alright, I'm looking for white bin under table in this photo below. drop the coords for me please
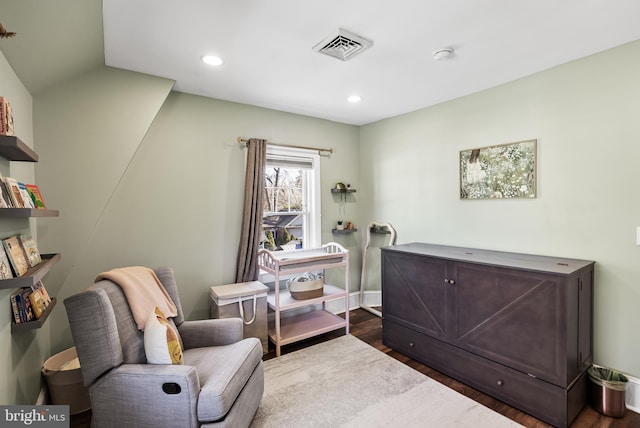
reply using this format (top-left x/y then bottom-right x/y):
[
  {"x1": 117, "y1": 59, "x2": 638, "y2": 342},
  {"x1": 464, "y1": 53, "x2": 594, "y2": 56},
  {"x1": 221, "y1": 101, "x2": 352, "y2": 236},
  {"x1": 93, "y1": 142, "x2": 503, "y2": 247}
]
[{"x1": 210, "y1": 281, "x2": 269, "y2": 353}]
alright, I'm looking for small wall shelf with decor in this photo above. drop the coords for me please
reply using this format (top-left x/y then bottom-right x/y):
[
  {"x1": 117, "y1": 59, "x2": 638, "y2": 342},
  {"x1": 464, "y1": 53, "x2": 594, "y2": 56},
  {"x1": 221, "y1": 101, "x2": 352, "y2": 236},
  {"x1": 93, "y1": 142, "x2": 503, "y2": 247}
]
[
  {"x1": 330, "y1": 188, "x2": 356, "y2": 194},
  {"x1": 331, "y1": 228, "x2": 357, "y2": 234}
]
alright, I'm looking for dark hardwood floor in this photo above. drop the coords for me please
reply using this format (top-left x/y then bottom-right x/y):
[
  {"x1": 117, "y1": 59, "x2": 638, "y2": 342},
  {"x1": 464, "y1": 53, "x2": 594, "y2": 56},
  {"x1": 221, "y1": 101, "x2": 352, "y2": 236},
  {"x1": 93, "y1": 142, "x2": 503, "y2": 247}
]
[{"x1": 72, "y1": 308, "x2": 640, "y2": 427}]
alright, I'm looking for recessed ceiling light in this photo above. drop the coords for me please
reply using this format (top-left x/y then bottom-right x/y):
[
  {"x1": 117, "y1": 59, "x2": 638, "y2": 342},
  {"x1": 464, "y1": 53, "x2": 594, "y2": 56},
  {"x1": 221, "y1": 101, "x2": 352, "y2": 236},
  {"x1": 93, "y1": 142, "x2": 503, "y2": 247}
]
[
  {"x1": 202, "y1": 55, "x2": 224, "y2": 66},
  {"x1": 433, "y1": 47, "x2": 454, "y2": 61},
  {"x1": 347, "y1": 95, "x2": 362, "y2": 103}
]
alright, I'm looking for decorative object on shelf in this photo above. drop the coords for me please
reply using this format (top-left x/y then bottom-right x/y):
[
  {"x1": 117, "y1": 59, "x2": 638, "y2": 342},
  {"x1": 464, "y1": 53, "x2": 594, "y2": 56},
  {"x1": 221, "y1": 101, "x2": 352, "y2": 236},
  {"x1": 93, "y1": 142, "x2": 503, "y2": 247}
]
[
  {"x1": 286, "y1": 272, "x2": 324, "y2": 300},
  {"x1": 345, "y1": 221, "x2": 355, "y2": 230},
  {"x1": 460, "y1": 139, "x2": 536, "y2": 199},
  {"x1": 0, "y1": 96, "x2": 15, "y2": 135},
  {"x1": 0, "y1": 22, "x2": 16, "y2": 39},
  {"x1": 336, "y1": 220, "x2": 344, "y2": 230}
]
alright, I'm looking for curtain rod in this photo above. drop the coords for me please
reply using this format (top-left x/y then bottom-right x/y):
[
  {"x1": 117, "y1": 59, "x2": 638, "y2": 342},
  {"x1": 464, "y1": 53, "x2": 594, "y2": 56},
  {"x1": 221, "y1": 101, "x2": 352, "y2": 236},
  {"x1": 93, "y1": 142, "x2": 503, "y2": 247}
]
[{"x1": 237, "y1": 137, "x2": 333, "y2": 155}]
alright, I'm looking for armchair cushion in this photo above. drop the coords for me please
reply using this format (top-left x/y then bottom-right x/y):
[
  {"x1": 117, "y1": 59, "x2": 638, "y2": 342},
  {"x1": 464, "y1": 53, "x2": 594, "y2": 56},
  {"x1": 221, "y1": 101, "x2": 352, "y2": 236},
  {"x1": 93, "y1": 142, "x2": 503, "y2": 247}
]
[
  {"x1": 144, "y1": 307, "x2": 184, "y2": 364},
  {"x1": 184, "y1": 337, "x2": 262, "y2": 422},
  {"x1": 178, "y1": 318, "x2": 243, "y2": 349}
]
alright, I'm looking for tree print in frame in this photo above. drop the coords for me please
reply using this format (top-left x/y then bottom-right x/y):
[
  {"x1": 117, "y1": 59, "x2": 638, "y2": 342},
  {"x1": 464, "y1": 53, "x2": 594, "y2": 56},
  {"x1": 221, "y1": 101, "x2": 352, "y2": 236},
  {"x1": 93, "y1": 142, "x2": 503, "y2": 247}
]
[{"x1": 460, "y1": 139, "x2": 536, "y2": 199}]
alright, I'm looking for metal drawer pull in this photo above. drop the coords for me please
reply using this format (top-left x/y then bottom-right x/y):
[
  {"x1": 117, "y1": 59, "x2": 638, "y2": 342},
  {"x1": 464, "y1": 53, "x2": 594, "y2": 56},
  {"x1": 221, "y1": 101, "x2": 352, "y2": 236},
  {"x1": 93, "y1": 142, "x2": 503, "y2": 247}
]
[
  {"x1": 497, "y1": 380, "x2": 504, "y2": 387},
  {"x1": 443, "y1": 279, "x2": 456, "y2": 284},
  {"x1": 409, "y1": 342, "x2": 415, "y2": 347}
]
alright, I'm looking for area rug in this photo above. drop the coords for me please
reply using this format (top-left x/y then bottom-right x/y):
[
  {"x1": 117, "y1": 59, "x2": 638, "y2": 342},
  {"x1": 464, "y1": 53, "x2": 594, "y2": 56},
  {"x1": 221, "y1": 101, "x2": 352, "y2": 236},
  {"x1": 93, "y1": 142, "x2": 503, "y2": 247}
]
[{"x1": 250, "y1": 335, "x2": 523, "y2": 427}]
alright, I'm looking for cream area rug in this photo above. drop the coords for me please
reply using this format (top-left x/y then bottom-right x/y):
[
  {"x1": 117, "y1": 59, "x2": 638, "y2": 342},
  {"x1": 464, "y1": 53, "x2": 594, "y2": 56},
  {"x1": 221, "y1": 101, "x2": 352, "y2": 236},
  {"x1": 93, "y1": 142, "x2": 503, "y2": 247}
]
[{"x1": 250, "y1": 335, "x2": 523, "y2": 428}]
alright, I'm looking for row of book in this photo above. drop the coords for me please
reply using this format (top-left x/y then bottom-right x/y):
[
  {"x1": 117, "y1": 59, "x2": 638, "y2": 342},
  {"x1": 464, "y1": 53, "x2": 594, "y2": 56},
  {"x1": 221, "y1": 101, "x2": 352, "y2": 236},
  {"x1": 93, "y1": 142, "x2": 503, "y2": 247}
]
[
  {"x1": 0, "y1": 96, "x2": 15, "y2": 136},
  {"x1": 10, "y1": 281, "x2": 52, "y2": 324},
  {"x1": 0, "y1": 176, "x2": 46, "y2": 209},
  {"x1": 0, "y1": 234, "x2": 42, "y2": 279}
]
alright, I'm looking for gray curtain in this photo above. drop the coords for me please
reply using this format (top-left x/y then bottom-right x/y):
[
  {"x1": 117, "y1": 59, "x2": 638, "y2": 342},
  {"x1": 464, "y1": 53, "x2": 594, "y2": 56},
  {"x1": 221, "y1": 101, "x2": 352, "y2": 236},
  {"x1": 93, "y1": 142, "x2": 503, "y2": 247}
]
[{"x1": 236, "y1": 138, "x2": 267, "y2": 282}]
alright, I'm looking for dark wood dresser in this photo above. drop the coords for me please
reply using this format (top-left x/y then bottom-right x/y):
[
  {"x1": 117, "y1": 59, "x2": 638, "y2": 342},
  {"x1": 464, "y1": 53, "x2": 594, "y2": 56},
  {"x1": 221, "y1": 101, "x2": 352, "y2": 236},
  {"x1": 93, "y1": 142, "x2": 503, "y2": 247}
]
[{"x1": 381, "y1": 243, "x2": 594, "y2": 428}]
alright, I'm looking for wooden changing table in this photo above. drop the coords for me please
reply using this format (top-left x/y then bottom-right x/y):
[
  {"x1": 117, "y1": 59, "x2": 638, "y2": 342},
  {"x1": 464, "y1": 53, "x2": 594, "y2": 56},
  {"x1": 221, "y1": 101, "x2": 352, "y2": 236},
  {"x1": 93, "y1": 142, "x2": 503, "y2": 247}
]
[{"x1": 258, "y1": 242, "x2": 350, "y2": 356}]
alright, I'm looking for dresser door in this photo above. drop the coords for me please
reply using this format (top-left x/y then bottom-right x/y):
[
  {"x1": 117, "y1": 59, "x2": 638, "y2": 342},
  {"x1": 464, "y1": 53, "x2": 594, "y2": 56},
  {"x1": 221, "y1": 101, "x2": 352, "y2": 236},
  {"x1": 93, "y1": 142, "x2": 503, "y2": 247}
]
[
  {"x1": 449, "y1": 261, "x2": 567, "y2": 387},
  {"x1": 382, "y1": 251, "x2": 450, "y2": 340}
]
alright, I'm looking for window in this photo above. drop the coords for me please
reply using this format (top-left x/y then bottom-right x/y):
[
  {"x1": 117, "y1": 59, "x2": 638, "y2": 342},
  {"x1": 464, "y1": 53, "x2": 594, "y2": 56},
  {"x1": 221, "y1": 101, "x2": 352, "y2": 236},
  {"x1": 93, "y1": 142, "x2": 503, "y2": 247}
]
[{"x1": 262, "y1": 146, "x2": 320, "y2": 251}]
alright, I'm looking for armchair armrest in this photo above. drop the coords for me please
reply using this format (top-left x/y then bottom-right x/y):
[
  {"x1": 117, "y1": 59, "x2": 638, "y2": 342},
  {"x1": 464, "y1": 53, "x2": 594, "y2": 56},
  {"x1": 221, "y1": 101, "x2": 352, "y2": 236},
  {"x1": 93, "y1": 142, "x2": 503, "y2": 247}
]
[
  {"x1": 178, "y1": 318, "x2": 243, "y2": 349},
  {"x1": 91, "y1": 364, "x2": 201, "y2": 428}
]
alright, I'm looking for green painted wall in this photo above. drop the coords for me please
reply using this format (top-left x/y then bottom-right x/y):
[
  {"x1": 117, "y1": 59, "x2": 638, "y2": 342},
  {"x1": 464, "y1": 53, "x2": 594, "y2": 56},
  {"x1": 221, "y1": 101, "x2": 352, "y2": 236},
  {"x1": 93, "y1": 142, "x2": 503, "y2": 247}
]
[
  {"x1": 359, "y1": 40, "x2": 640, "y2": 377},
  {"x1": 33, "y1": 70, "x2": 360, "y2": 355}
]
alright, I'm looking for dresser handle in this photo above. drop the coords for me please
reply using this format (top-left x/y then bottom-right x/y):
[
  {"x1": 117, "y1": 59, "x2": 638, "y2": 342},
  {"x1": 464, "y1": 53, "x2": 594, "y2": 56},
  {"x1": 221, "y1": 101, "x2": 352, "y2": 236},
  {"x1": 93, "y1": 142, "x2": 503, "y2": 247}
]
[
  {"x1": 497, "y1": 380, "x2": 504, "y2": 387},
  {"x1": 444, "y1": 278, "x2": 449, "y2": 284},
  {"x1": 449, "y1": 279, "x2": 455, "y2": 285},
  {"x1": 409, "y1": 342, "x2": 415, "y2": 347}
]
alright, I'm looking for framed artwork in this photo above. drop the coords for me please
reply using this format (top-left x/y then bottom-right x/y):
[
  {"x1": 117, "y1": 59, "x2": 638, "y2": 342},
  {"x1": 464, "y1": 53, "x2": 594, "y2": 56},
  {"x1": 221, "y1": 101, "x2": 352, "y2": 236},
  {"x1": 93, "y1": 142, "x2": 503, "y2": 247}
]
[{"x1": 460, "y1": 139, "x2": 536, "y2": 199}]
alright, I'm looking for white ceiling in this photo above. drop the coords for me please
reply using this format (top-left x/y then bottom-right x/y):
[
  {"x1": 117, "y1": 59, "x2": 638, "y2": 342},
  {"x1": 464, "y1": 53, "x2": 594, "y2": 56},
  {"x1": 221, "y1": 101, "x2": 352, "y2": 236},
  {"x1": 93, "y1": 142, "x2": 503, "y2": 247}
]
[{"x1": 3, "y1": 1, "x2": 640, "y2": 126}]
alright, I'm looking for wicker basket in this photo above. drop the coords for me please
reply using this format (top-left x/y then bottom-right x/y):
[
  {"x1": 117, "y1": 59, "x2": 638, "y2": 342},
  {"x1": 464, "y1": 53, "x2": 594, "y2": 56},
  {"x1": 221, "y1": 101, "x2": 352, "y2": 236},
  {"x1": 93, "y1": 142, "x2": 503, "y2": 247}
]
[{"x1": 287, "y1": 274, "x2": 323, "y2": 300}]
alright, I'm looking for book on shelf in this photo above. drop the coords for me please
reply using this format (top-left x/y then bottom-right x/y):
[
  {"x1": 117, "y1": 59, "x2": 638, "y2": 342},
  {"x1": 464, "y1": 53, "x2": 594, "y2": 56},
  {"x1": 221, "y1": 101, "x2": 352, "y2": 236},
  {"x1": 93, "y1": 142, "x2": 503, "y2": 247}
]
[
  {"x1": 0, "y1": 245, "x2": 14, "y2": 279},
  {"x1": 10, "y1": 289, "x2": 22, "y2": 323},
  {"x1": 25, "y1": 184, "x2": 46, "y2": 209},
  {"x1": 3, "y1": 235, "x2": 29, "y2": 276},
  {"x1": 18, "y1": 182, "x2": 35, "y2": 208},
  {"x1": 32, "y1": 281, "x2": 51, "y2": 306},
  {"x1": 3, "y1": 177, "x2": 25, "y2": 208},
  {"x1": 29, "y1": 288, "x2": 47, "y2": 319},
  {"x1": 19, "y1": 234, "x2": 42, "y2": 267},
  {"x1": 9, "y1": 283, "x2": 52, "y2": 323},
  {"x1": 21, "y1": 287, "x2": 36, "y2": 322},
  {"x1": 0, "y1": 96, "x2": 14, "y2": 137},
  {"x1": 0, "y1": 177, "x2": 13, "y2": 208}
]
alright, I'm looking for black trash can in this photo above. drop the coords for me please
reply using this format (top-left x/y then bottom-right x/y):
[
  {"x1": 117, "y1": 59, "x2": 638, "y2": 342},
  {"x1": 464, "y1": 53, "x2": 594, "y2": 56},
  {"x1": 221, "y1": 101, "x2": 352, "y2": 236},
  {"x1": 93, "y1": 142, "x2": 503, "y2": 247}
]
[{"x1": 588, "y1": 365, "x2": 628, "y2": 418}]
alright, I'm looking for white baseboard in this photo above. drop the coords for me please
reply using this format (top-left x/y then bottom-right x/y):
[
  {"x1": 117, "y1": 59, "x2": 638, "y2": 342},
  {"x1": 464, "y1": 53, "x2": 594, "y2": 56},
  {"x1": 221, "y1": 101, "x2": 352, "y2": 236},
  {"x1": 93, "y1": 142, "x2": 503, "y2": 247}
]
[
  {"x1": 35, "y1": 385, "x2": 46, "y2": 405},
  {"x1": 626, "y1": 374, "x2": 640, "y2": 414}
]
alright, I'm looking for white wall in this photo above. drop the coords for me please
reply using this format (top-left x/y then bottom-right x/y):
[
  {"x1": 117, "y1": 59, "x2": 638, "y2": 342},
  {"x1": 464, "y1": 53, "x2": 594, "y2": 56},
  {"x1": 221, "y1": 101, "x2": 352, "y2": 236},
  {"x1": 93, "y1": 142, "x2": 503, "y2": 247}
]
[{"x1": 359, "y1": 40, "x2": 640, "y2": 377}]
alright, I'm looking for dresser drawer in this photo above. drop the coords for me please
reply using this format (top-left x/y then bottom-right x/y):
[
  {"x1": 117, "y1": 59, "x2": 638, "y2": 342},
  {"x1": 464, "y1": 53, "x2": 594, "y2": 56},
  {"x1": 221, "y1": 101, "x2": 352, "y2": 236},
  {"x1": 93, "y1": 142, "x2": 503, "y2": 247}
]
[{"x1": 383, "y1": 320, "x2": 579, "y2": 427}]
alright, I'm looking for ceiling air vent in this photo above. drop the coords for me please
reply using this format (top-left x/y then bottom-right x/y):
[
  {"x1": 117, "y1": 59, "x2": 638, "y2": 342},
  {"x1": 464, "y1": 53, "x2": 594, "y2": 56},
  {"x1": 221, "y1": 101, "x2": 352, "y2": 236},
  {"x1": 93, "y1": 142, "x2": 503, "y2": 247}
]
[{"x1": 313, "y1": 28, "x2": 373, "y2": 61}]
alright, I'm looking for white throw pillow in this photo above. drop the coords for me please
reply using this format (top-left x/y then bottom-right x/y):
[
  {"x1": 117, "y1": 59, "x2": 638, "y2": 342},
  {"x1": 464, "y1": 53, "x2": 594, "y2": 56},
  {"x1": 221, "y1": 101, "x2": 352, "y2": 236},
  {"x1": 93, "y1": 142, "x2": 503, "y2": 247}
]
[{"x1": 143, "y1": 307, "x2": 184, "y2": 364}]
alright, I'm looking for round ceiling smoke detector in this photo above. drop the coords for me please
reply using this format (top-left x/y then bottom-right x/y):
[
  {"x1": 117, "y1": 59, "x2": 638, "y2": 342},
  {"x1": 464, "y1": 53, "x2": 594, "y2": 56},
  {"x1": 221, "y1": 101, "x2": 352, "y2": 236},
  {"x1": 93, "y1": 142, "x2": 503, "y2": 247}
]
[{"x1": 433, "y1": 47, "x2": 454, "y2": 61}]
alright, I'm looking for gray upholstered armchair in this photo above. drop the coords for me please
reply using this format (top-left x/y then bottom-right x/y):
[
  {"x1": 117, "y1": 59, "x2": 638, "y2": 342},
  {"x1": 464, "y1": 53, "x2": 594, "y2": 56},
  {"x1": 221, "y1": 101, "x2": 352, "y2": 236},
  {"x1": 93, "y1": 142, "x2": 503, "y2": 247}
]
[{"x1": 64, "y1": 267, "x2": 264, "y2": 428}]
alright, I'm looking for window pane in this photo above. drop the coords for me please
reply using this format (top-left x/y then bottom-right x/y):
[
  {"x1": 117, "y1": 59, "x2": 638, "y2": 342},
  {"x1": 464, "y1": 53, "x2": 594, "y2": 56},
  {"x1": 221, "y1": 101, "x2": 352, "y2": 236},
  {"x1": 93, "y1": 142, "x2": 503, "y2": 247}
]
[
  {"x1": 263, "y1": 166, "x2": 305, "y2": 250},
  {"x1": 260, "y1": 146, "x2": 320, "y2": 254}
]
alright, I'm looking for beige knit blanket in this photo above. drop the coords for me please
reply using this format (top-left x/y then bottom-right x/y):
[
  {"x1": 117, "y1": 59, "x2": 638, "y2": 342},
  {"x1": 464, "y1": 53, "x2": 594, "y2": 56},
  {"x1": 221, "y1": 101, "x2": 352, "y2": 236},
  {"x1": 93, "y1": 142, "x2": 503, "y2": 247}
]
[{"x1": 95, "y1": 266, "x2": 178, "y2": 330}]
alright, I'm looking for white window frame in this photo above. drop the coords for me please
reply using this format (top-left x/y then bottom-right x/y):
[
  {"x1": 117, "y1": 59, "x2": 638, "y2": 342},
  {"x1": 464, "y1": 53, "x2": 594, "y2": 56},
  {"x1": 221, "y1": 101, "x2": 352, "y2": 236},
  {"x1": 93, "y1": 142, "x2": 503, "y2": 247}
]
[
  {"x1": 264, "y1": 145, "x2": 321, "y2": 250},
  {"x1": 260, "y1": 146, "x2": 321, "y2": 283}
]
